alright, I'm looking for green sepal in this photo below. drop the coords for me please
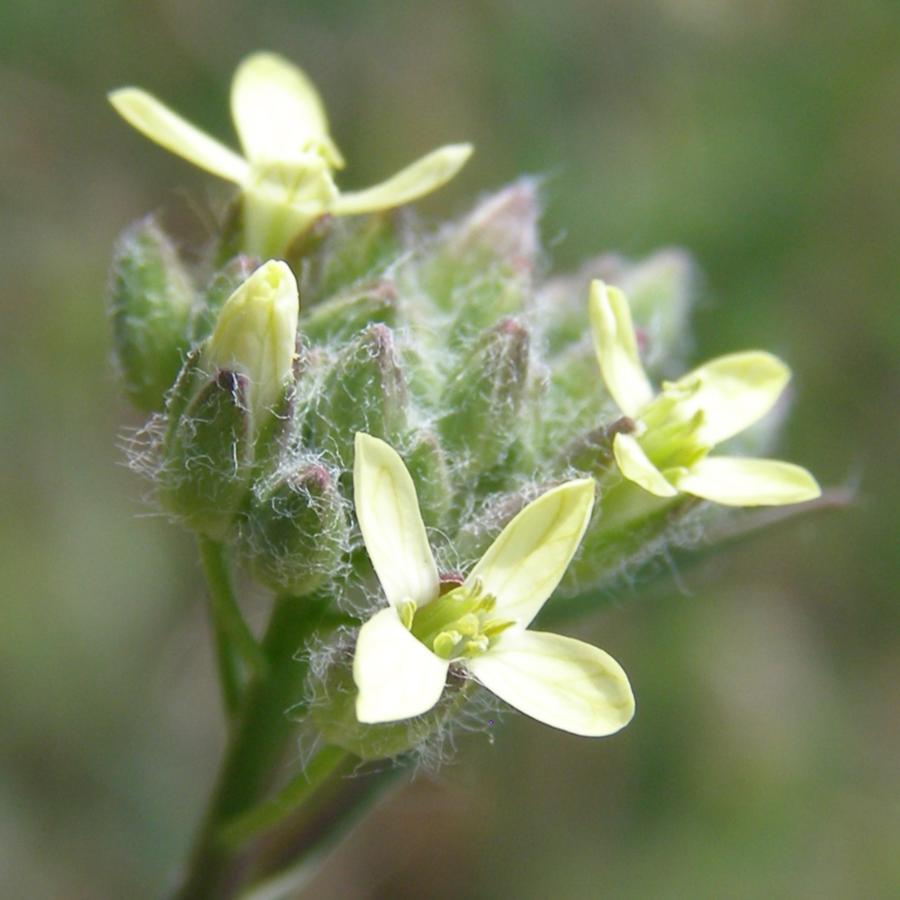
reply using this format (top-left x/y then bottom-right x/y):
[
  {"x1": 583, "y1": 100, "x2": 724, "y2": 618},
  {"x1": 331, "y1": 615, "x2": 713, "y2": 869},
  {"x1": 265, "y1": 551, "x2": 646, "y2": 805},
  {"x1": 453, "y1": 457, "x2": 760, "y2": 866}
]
[
  {"x1": 109, "y1": 216, "x2": 194, "y2": 412},
  {"x1": 438, "y1": 318, "x2": 529, "y2": 477},
  {"x1": 159, "y1": 369, "x2": 253, "y2": 539},
  {"x1": 163, "y1": 345, "x2": 206, "y2": 434},
  {"x1": 240, "y1": 462, "x2": 348, "y2": 596},
  {"x1": 310, "y1": 648, "x2": 469, "y2": 761},
  {"x1": 560, "y1": 416, "x2": 638, "y2": 475},
  {"x1": 305, "y1": 324, "x2": 408, "y2": 468}
]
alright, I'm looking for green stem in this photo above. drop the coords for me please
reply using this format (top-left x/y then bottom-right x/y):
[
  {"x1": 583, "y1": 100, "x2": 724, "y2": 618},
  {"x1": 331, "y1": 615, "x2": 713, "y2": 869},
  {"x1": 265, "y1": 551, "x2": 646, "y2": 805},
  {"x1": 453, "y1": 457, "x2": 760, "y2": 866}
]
[
  {"x1": 219, "y1": 745, "x2": 349, "y2": 848},
  {"x1": 198, "y1": 536, "x2": 268, "y2": 687},
  {"x1": 174, "y1": 591, "x2": 334, "y2": 900},
  {"x1": 211, "y1": 616, "x2": 243, "y2": 720},
  {"x1": 240, "y1": 764, "x2": 409, "y2": 900}
]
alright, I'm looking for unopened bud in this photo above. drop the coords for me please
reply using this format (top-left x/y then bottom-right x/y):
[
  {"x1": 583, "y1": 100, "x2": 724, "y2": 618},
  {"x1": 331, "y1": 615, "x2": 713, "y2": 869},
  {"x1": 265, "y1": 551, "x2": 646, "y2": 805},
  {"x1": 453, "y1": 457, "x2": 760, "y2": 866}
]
[
  {"x1": 204, "y1": 260, "x2": 299, "y2": 430},
  {"x1": 159, "y1": 370, "x2": 252, "y2": 539},
  {"x1": 404, "y1": 429, "x2": 453, "y2": 528},
  {"x1": 306, "y1": 323, "x2": 408, "y2": 467},
  {"x1": 451, "y1": 179, "x2": 541, "y2": 272},
  {"x1": 108, "y1": 216, "x2": 194, "y2": 412},
  {"x1": 314, "y1": 213, "x2": 400, "y2": 300},
  {"x1": 240, "y1": 463, "x2": 348, "y2": 595},
  {"x1": 301, "y1": 280, "x2": 396, "y2": 344},
  {"x1": 438, "y1": 318, "x2": 530, "y2": 475}
]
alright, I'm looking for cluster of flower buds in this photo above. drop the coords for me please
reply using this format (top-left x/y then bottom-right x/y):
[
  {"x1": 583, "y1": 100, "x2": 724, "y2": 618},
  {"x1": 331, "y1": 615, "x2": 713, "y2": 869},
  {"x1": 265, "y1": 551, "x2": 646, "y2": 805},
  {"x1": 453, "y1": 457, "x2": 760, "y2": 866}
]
[{"x1": 109, "y1": 53, "x2": 820, "y2": 761}]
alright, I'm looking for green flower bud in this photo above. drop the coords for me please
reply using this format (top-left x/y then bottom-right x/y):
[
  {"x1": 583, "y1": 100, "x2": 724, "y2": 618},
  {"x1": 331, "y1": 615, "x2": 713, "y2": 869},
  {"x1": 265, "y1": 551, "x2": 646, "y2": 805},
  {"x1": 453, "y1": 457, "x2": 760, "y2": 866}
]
[
  {"x1": 300, "y1": 280, "x2": 396, "y2": 345},
  {"x1": 108, "y1": 216, "x2": 194, "y2": 412},
  {"x1": 312, "y1": 213, "x2": 400, "y2": 301},
  {"x1": 399, "y1": 187, "x2": 533, "y2": 348},
  {"x1": 450, "y1": 179, "x2": 541, "y2": 272},
  {"x1": 159, "y1": 370, "x2": 253, "y2": 539},
  {"x1": 204, "y1": 260, "x2": 299, "y2": 432},
  {"x1": 404, "y1": 429, "x2": 453, "y2": 529},
  {"x1": 192, "y1": 254, "x2": 260, "y2": 342},
  {"x1": 305, "y1": 324, "x2": 408, "y2": 468},
  {"x1": 240, "y1": 462, "x2": 348, "y2": 595},
  {"x1": 438, "y1": 318, "x2": 530, "y2": 476}
]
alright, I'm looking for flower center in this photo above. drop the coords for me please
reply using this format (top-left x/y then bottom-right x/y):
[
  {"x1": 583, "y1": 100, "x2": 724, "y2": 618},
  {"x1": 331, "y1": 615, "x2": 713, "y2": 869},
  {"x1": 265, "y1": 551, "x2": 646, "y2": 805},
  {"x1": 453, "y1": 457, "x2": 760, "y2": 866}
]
[
  {"x1": 249, "y1": 156, "x2": 338, "y2": 206},
  {"x1": 638, "y1": 379, "x2": 711, "y2": 471},
  {"x1": 404, "y1": 578, "x2": 514, "y2": 661}
]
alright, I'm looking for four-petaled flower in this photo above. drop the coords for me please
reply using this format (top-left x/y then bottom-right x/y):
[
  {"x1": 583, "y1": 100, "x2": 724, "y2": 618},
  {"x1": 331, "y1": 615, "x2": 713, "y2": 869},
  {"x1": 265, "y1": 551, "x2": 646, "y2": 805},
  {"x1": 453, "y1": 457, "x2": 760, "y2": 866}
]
[
  {"x1": 109, "y1": 52, "x2": 472, "y2": 257},
  {"x1": 351, "y1": 432, "x2": 635, "y2": 737},
  {"x1": 589, "y1": 279, "x2": 821, "y2": 506}
]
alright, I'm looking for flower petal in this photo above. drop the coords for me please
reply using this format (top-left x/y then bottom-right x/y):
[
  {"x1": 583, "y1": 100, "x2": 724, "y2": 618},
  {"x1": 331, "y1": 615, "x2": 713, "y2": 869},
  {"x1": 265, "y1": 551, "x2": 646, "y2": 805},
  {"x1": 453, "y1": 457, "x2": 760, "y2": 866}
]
[
  {"x1": 108, "y1": 88, "x2": 249, "y2": 183},
  {"x1": 354, "y1": 608, "x2": 449, "y2": 723},
  {"x1": 231, "y1": 52, "x2": 342, "y2": 165},
  {"x1": 466, "y1": 629, "x2": 634, "y2": 737},
  {"x1": 668, "y1": 351, "x2": 790, "y2": 446},
  {"x1": 588, "y1": 280, "x2": 654, "y2": 417},
  {"x1": 330, "y1": 144, "x2": 473, "y2": 215},
  {"x1": 613, "y1": 433, "x2": 678, "y2": 497},
  {"x1": 467, "y1": 480, "x2": 594, "y2": 627},
  {"x1": 673, "y1": 456, "x2": 822, "y2": 506},
  {"x1": 353, "y1": 433, "x2": 439, "y2": 607}
]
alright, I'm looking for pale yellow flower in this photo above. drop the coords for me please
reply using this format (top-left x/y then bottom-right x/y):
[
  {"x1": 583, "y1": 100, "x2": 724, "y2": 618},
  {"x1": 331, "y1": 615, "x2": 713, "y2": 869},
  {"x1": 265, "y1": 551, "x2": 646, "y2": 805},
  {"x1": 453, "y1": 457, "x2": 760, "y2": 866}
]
[
  {"x1": 110, "y1": 52, "x2": 472, "y2": 256},
  {"x1": 351, "y1": 433, "x2": 634, "y2": 737},
  {"x1": 589, "y1": 279, "x2": 821, "y2": 506}
]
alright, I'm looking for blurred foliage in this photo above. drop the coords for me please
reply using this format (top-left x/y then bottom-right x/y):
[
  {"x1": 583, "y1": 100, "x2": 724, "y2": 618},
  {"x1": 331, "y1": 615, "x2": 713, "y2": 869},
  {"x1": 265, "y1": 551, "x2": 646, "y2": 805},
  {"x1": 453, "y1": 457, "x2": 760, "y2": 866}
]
[{"x1": 0, "y1": 1, "x2": 897, "y2": 897}]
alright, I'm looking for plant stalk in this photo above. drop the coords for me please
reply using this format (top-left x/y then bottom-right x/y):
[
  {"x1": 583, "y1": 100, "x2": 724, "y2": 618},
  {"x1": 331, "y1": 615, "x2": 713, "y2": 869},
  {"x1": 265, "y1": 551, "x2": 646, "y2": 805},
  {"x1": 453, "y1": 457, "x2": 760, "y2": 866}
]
[{"x1": 174, "y1": 590, "x2": 334, "y2": 899}]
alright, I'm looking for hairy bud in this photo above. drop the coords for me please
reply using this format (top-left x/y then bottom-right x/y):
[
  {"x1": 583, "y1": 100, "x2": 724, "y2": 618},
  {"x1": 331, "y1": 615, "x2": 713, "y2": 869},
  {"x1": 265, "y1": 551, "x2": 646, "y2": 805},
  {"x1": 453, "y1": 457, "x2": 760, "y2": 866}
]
[
  {"x1": 109, "y1": 217, "x2": 193, "y2": 412},
  {"x1": 438, "y1": 318, "x2": 530, "y2": 476},
  {"x1": 240, "y1": 462, "x2": 348, "y2": 595},
  {"x1": 301, "y1": 280, "x2": 396, "y2": 345},
  {"x1": 306, "y1": 323, "x2": 408, "y2": 467}
]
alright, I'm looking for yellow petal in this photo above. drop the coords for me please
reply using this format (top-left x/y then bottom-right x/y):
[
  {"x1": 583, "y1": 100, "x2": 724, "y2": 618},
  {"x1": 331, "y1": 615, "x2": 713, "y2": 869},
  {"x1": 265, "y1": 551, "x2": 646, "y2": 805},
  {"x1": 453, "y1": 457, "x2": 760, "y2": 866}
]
[
  {"x1": 330, "y1": 144, "x2": 473, "y2": 215},
  {"x1": 230, "y1": 51, "x2": 342, "y2": 165},
  {"x1": 353, "y1": 434, "x2": 440, "y2": 608},
  {"x1": 612, "y1": 433, "x2": 678, "y2": 497},
  {"x1": 466, "y1": 479, "x2": 595, "y2": 627},
  {"x1": 354, "y1": 608, "x2": 449, "y2": 723},
  {"x1": 466, "y1": 629, "x2": 634, "y2": 737},
  {"x1": 673, "y1": 456, "x2": 821, "y2": 506},
  {"x1": 588, "y1": 280, "x2": 655, "y2": 418},
  {"x1": 667, "y1": 351, "x2": 790, "y2": 446},
  {"x1": 108, "y1": 88, "x2": 249, "y2": 183}
]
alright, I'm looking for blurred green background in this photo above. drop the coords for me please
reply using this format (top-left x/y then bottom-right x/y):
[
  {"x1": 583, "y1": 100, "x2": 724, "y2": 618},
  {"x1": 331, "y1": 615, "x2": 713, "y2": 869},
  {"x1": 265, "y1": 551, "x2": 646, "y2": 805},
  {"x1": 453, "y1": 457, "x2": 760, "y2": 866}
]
[{"x1": 1, "y1": 1, "x2": 898, "y2": 897}]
